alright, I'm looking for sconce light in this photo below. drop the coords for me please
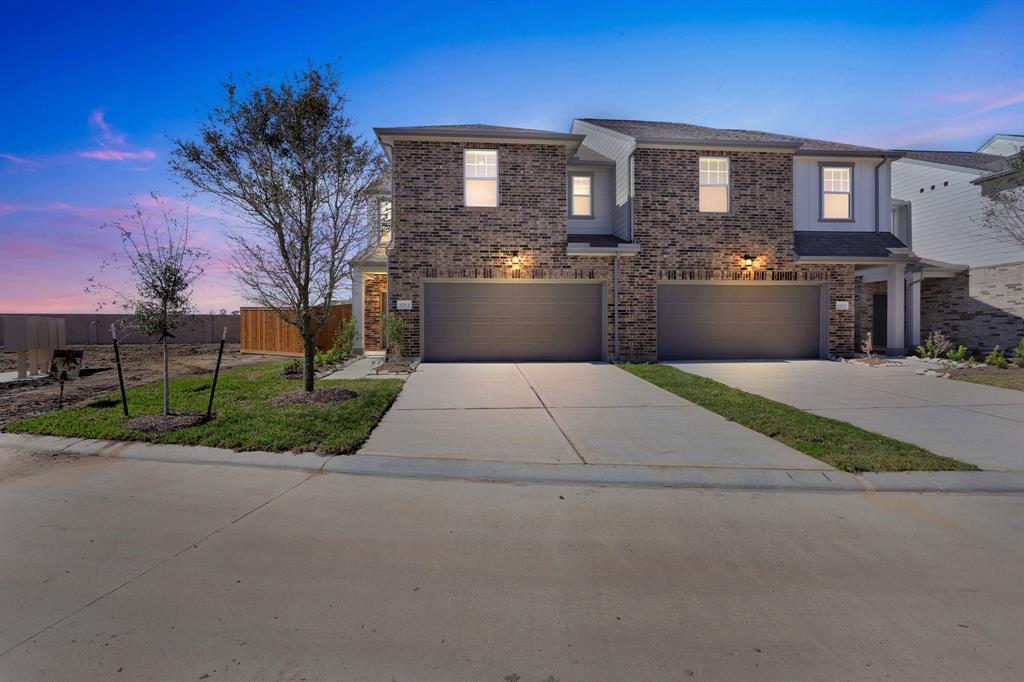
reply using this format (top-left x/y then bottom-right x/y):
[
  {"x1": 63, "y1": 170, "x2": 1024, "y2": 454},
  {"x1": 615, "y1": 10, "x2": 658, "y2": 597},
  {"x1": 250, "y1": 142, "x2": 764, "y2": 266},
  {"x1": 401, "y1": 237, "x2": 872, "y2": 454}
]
[
  {"x1": 742, "y1": 254, "x2": 754, "y2": 268},
  {"x1": 511, "y1": 251, "x2": 521, "y2": 265}
]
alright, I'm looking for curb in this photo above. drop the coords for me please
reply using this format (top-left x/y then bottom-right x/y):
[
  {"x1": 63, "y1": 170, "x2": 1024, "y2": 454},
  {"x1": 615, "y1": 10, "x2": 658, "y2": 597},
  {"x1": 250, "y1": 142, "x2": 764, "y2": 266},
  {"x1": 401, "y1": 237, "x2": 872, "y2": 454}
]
[{"x1": 2, "y1": 432, "x2": 1022, "y2": 493}]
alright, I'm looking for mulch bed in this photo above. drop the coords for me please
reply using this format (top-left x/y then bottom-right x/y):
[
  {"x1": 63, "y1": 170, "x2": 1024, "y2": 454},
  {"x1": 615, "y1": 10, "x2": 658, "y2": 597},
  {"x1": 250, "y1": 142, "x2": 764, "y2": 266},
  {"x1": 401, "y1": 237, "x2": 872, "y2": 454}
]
[
  {"x1": 267, "y1": 388, "x2": 357, "y2": 407},
  {"x1": 374, "y1": 362, "x2": 415, "y2": 374},
  {"x1": 123, "y1": 413, "x2": 210, "y2": 432}
]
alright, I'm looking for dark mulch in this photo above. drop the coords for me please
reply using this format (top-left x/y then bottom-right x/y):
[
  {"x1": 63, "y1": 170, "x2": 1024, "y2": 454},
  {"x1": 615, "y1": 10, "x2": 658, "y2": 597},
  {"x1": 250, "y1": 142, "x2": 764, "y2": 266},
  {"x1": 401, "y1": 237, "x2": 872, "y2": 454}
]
[
  {"x1": 123, "y1": 413, "x2": 210, "y2": 432},
  {"x1": 268, "y1": 387, "x2": 358, "y2": 407},
  {"x1": 375, "y1": 362, "x2": 415, "y2": 374}
]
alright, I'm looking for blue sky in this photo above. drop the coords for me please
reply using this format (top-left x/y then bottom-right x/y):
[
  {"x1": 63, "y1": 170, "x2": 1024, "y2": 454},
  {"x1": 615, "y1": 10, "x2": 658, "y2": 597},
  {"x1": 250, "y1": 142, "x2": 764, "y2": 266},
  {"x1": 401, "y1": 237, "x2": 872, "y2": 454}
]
[{"x1": 1, "y1": 0, "x2": 1022, "y2": 311}]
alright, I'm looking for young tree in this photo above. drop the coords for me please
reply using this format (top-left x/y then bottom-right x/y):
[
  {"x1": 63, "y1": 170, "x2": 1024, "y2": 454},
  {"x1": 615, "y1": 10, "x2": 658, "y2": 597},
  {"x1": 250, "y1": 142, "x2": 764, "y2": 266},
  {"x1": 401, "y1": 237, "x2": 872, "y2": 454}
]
[
  {"x1": 87, "y1": 194, "x2": 208, "y2": 415},
  {"x1": 980, "y1": 154, "x2": 1024, "y2": 248},
  {"x1": 170, "y1": 64, "x2": 381, "y2": 391}
]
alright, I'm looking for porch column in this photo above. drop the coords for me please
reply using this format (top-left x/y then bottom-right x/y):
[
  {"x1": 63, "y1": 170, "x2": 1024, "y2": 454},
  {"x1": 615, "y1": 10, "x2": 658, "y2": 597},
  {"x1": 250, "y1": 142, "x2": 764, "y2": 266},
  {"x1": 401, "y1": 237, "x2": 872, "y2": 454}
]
[
  {"x1": 886, "y1": 264, "x2": 906, "y2": 355},
  {"x1": 352, "y1": 268, "x2": 365, "y2": 354},
  {"x1": 905, "y1": 271, "x2": 922, "y2": 348}
]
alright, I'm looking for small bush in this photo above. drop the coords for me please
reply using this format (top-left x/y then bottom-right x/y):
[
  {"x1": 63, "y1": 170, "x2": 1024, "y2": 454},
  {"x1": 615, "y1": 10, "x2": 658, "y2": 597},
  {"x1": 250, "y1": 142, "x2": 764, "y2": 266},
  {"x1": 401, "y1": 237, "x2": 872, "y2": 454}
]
[
  {"x1": 384, "y1": 313, "x2": 406, "y2": 361},
  {"x1": 280, "y1": 359, "x2": 303, "y2": 377},
  {"x1": 984, "y1": 345, "x2": 1009, "y2": 369},
  {"x1": 333, "y1": 317, "x2": 358, "y2": 357},
  {"x1": 315, "y1": 347, "x2": 346, "y2": 367},
  {"x1": 916, "y1": 330, "x2": 952, "y2": 359},
  {"x1": 1012, "y1": 339, "x2": 1024, "y2": 368},
  {"x1": 946, "y1": 344, "x2": 972, "y2": 362},
  {"x1": 860, "y1": 331, "x2": 874, "y2": 358}
]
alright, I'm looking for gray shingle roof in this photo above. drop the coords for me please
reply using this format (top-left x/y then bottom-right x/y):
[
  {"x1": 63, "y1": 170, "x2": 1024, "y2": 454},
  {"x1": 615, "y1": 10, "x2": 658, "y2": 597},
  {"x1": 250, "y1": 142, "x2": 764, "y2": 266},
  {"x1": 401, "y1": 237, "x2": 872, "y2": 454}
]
[
  {"x1": 897, "y1": 150, "x2": 1013, "y2": 172},
  {"x1": 580, "y1": 119, "x2": 889, "y2": 154},
  {"x1": 375, "y1": 124, "x2": 582, "y2": 142},
  {"x1": 794, "y1": 231, "x2": 908, "y2": 259}
]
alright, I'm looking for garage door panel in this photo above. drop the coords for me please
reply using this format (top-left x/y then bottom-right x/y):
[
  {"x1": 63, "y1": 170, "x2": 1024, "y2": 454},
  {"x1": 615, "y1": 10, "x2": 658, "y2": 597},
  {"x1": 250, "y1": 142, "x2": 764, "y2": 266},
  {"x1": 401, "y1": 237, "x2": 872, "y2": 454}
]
[
  {"x1": 424, "y1": 282, "x2": 603, "y2": 362},
  {"x1": 658, "y1": 285, "x2": 823, "y2": 360}
]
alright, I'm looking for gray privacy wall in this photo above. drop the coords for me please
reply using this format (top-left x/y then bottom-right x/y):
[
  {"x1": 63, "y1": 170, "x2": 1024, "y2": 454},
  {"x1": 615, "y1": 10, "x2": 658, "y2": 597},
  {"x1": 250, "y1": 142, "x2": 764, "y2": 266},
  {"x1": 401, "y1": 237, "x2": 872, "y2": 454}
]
[
  {"x1": 0, "y1": 314, "x2": 240, "y2": 346},
  {"x1": 921, "y1": 262, "x2": 1024, "y2": 352}
]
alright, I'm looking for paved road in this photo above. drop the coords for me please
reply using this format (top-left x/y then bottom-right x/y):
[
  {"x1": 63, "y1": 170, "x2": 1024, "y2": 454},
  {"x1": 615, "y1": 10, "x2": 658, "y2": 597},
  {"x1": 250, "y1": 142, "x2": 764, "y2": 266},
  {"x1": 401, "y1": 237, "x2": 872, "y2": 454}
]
[
  {"x1": 361, "y1": 362, "x2": 823, "y2": 469},
  {"x1": 671, "y1": 359, "x2": 1024, "y2": 470},
  {"x1": 1, "y1": 445, "x2": 1022, "y2": 681}
]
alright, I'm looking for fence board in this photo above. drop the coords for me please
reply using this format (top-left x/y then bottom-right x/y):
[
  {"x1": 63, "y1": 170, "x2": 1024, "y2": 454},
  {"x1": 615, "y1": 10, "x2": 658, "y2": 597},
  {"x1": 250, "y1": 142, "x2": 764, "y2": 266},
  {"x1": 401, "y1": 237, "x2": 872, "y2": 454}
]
[{"x1": 240, "y1": 305, "x2": 352, "y2": 356}]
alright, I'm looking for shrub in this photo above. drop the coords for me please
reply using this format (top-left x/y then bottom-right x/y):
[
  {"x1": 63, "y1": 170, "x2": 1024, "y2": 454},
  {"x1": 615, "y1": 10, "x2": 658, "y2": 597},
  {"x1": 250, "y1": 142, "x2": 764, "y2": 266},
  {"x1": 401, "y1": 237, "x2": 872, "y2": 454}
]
[
  {"x1": 280, "y1": 358, "x2": 303, "y2": 377},
  {"x1": 333, "y1": 317, "x2": 358, "y2": 357},
  {"x1": 384, "y1": 313, "x2": 406, "y2": 362},
  {"x1": 946, "y1": 344, "x2": 972, "y2": 363},
  {"x1": 860, "y1": 331, "x2": 874, "y2": 358},
  {"x1": 984, "y1": 345, "x2": 1009, "y2": 369},
  {"x1": 915, "y1": 331, "x2": 952, "y2": 359},
  {"x1": 1012, "y1": 339, "x2": 1024, "y2": 368}
]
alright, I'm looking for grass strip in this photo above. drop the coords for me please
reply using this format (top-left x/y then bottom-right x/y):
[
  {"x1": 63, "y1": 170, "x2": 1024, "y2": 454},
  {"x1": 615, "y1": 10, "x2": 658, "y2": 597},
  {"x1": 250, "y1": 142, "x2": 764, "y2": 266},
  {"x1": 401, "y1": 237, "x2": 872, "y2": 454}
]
[
  {"x1": 621, "y1": 364, "x2": 978, "y2": 472},
  {"x1": 5, "y1": 361, "x2": 403, "y2": 455}
]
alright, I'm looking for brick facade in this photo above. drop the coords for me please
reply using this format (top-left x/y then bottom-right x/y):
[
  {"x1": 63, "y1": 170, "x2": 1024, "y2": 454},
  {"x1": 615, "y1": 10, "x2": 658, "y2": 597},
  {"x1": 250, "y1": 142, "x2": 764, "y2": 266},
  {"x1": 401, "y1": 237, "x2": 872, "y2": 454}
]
[
  {"x1": 921, "y1": 263, "x2": 1024, "y2": 352},
  {"x1": 363, "y1": 273, "x2": 388, "y2": 351},
  {"x1": 388, "y1": 139, "x2": 856, "y2": 360},
  {"x1": 854, "y1": 279, "x2": 886, "y2": 352}
]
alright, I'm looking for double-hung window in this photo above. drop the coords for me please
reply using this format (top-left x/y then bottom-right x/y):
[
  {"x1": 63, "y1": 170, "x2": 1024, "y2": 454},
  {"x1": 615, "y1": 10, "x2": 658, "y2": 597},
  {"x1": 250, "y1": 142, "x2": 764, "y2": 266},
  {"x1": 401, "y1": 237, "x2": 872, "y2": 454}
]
[
  {"x1": 378, "y1": 199, "x2": 392, "y2": 244},
  {"x1": 821, "y1": 165, "x2": 853, "y2": 220},
  {"x1": 464, "y1": 149, "x2": 498, "y2": 207},
  {"x1": 569, "y1": 173, "x2": 593, "y2": 218},
  {"x1": 699, "y1": 157, "x2": 729, "y2": 213}
]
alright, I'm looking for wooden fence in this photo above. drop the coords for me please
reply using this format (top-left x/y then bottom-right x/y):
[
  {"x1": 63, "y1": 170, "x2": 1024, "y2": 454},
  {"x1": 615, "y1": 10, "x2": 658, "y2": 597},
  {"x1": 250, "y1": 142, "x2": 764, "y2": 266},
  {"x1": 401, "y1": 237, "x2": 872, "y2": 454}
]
[{"x1": 240, "y1": 305, "x2": 352, "y2": 356}]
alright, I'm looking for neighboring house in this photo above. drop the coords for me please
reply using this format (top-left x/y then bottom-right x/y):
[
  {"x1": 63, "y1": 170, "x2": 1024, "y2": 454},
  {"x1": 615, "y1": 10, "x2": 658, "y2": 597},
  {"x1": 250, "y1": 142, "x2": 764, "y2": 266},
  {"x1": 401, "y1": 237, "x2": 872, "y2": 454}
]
[
  {"x1": 352, "y1": 118, "x2": 926, "y2": 362},
  {"x1": 871, "y1": 133, "x2": 1024, "y2": 353}
]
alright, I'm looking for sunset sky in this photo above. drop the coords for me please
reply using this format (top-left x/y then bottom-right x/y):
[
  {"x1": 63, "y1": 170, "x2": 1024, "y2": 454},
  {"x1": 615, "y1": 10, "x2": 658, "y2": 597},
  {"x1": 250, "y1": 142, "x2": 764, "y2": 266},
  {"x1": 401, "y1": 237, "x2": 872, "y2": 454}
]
[{"x1": 2, "y1": 0, "x2": 1022, "y2": 313}]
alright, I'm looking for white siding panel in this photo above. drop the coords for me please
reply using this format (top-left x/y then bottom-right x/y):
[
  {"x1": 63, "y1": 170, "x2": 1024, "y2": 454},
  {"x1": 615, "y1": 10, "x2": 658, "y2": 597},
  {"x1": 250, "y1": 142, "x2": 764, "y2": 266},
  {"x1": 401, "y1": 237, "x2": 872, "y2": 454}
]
[
  {"x1": 566, "y1": 164, "x2": 614, "y2": 235},
  {"x1": 571, "y1": 120, "x2": 636, "y2": 241},
  {"x1": 891, "y1": 159, "x2": 1024, "y2": 267},
  {"x1": 794, "y1": 157, "x2": 891, "y2": 232},
  {"x1": 977, "y1": 135, "x2": 1024, "y2": 156}
]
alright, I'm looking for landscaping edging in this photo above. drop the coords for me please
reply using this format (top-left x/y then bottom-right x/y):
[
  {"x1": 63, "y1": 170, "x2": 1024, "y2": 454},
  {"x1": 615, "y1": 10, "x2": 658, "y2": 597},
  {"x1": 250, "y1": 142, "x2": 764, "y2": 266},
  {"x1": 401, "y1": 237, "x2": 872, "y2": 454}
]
[{"x1": 3, "y1": 432, "x2": 1022, "y2": 493}]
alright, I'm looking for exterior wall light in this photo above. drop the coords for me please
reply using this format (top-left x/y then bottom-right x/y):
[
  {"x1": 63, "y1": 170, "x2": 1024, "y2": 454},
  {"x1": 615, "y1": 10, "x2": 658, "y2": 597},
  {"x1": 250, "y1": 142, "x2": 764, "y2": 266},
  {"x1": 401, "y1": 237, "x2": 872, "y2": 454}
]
[
  {"x1": 511, "y1": 252, "x2": 521, "y2": 265},
  {"x1": 742, "y1": 254, "x2": 754, "y2": 268}
]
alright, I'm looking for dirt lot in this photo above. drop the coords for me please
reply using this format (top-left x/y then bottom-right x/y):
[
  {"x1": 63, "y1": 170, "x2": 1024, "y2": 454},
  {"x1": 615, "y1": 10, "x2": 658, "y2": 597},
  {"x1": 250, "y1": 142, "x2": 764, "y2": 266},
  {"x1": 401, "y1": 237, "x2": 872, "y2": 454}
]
[{"x1": 0, "y1": 344, "x2": 275, "y2": 428}]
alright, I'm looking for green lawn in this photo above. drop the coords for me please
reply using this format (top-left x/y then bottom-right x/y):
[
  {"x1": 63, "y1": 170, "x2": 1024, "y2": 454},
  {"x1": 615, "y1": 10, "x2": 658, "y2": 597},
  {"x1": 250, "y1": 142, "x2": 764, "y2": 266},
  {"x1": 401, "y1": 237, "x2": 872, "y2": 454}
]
[
  {"x1": 621, "y1": 364, "x2": 978, "y2": 473},
  {"x1": 5, "y1": 361, "x2": 403, "y2": 455},
  {"x1": 949, "y1": 366, "x2": 1024, "y2": 392}
]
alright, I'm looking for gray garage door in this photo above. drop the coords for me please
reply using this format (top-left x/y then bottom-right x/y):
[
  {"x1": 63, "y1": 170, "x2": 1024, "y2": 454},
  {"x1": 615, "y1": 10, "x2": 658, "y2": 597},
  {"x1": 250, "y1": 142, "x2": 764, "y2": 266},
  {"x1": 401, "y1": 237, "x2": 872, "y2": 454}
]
[
  {"x1": 658, "y1": 284, "x2": 823, "y2": 360},
  {"x1": 423, "y1": 282, "x2": 603, "y2": 362}
]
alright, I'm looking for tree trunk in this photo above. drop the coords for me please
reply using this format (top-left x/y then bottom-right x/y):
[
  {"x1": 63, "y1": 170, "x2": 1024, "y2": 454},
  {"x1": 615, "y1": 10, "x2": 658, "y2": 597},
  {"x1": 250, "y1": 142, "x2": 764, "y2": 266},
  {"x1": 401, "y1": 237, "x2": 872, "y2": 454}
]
[
  {"x1": 162, "y1": 339, "x2": 170, "y2": 415},
  {"x1": 302, "y1": 333, "x2": 316, "y2": 392}
]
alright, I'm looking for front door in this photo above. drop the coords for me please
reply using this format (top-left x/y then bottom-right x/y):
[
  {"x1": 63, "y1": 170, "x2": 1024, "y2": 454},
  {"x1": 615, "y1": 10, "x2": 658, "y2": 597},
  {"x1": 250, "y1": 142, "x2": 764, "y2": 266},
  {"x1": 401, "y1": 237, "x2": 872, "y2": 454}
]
[{"x1": 872, "y1": 293, "x2": 887, "y2": 348}]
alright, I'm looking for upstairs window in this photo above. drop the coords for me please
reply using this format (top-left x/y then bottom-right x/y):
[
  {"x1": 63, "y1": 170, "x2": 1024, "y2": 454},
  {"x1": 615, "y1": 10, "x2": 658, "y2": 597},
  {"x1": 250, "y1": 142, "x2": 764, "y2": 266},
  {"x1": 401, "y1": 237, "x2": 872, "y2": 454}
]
[
  {"x1": 699, "y1": 157, "x2": 729, "y2": 213},
  {"x1": 569, "y1": 173, "x2": 593, "y2": 218},
  {"x1": 821, "y1": 165, "x2": 853, "y2": 220},
  {"x1": 378, "y1": 199, "x2": 392, "y2": 243},
  {"x1": 465, "y1": 149, "x2": 498, "y2": 207}
]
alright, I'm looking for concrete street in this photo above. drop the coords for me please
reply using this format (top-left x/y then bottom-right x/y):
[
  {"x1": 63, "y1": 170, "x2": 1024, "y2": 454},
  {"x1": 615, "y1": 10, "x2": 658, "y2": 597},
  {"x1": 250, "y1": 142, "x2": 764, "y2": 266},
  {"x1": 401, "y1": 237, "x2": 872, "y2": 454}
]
[
  {"x1": 671, "y1": 359, "x2": 1024, "y2": 470},
  {"x1": 1, "y1": 444, "x2": 1022, "y2": 681},
  {"x1": 360, "y1": 362, "x2": 825, "y2": 469}
]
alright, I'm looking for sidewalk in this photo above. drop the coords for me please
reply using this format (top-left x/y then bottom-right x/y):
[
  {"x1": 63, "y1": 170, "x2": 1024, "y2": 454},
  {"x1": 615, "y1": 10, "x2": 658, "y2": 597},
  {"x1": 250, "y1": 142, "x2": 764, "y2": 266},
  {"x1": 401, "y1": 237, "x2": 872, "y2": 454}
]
[{"x1": 3, "y1": 432, "x2": 1021, "y2": 493}]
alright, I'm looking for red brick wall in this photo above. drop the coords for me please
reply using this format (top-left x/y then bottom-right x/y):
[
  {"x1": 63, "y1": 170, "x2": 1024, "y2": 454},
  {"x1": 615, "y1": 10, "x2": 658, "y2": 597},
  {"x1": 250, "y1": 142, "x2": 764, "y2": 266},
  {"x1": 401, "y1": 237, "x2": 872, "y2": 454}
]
[
  {"x1": 388, "y1": 140, "x2": 855, "y2": 360},
  {"x1": 363, "y1": 274, "x2": 388, "y2": 351}
]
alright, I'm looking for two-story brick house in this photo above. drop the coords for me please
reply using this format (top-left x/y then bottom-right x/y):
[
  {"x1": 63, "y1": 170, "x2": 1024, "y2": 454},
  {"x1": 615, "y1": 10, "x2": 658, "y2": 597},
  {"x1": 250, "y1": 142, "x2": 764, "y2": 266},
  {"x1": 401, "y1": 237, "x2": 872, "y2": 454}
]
[{"x1": 353, "y1": 119, "x2": 919, "y2": 362}]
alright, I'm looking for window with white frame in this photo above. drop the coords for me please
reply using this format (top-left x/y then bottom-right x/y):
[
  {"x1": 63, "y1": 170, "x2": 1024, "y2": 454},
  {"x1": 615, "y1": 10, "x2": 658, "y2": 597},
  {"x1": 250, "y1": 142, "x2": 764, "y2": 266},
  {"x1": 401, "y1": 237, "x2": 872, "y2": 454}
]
[
  {"x1": 699, "y1": 157, "x2": 729, "y2": 213},
  {"x1": 464, "y1": 149, "x2": 498, "y2": 207},
  {"x1": 378, "y1": 199, "x2": 392, "y2": 243},
  {"x1": 569, "y1": 173, "x2": 593, "y2": 217},
  {"x1": 821, "y1": 165, "x2": 852, "y2": 220}
]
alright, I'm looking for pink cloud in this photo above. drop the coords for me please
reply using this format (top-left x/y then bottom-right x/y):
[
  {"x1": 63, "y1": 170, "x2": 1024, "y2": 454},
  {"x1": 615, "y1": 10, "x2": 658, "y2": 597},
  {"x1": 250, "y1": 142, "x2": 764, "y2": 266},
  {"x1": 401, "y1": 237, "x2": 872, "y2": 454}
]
[
  {"x1": 77, "y1": 109, "x2": 157, "y2": 163},
  {"x1": 0, "y1": 152, "x2": 42, "y2": 170}
]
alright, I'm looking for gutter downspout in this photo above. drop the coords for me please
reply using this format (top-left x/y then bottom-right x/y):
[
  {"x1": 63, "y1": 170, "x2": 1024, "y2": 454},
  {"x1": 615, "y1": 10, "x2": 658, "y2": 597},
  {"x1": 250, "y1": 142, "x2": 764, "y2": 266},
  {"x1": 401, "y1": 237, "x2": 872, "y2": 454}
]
[
  {"x1": 873, "y1": 157, "x2": 885, "y2": 232},
  {"x1": 613, "y1": 254, "x2": 620, "y2": 363}
]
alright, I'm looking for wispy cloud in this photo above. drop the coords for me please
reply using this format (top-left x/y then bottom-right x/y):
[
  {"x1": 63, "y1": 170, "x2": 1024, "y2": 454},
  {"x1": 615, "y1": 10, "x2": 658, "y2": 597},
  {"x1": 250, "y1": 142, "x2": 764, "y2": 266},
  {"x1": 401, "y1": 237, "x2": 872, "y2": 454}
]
[
  {"x1": 77, "y1": 109, "x2": 157, "y2": 162},
  {"x1": 0, "y1": 152, "x2": 43, "y2": 172}
]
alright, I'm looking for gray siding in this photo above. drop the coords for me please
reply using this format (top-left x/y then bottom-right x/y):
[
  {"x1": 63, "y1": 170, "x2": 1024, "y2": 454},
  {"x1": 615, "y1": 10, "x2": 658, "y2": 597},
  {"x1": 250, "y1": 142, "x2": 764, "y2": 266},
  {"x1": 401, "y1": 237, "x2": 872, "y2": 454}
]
[
  {"x1": 571, "y1": 120, "x2": 636, "y2": 241},
  {"x1": 566, "y1": 164, "x2": 614, "y2": 235},
  {"x1": 793, "y1": 156, "x2": 892, "y2": 232}
]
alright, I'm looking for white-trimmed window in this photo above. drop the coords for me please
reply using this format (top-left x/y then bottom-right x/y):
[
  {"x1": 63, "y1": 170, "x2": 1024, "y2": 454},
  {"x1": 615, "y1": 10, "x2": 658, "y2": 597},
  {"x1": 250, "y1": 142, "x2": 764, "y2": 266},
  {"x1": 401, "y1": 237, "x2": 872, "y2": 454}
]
[
  {"x1": 699, "y1": 157, "x2": 729, "y2": 213},
  {"x1": 378, "y1": 199, "x2": 392, "y2": 243},
  {"x1": 569, "y1": 173, "x2": 593, "y2": 217},
  {"x1": 821, "y1": 165, "x2": 853, "y2": 220},
  {"x1": 464, "y1": 149, "x2": 498, "y2": 207}
]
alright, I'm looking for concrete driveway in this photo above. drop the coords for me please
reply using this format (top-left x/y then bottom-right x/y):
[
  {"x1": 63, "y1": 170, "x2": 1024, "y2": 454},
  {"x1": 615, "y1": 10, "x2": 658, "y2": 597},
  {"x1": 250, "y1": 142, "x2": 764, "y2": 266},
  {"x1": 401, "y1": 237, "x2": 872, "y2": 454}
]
[
  {"x1": 669, "y1": 360, "x2": 1024, "y2": 471},
  {"x1": 360, "y1": 362, "x2": 826, "y2": 470}
]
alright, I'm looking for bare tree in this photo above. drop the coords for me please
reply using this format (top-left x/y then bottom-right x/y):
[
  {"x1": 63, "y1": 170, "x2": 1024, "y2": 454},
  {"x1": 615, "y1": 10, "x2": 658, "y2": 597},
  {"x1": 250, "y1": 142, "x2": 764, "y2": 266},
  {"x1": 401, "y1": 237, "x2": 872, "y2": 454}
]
[
  {"x1": 86, "y1": 194, "x2": 208, "y2": 415},
  {"x1": 980, "y1": 154, "x2": 1024, "y2": 248},
  {"x1": 170, "y1": 64, "x2": 381, "y2": 391}
]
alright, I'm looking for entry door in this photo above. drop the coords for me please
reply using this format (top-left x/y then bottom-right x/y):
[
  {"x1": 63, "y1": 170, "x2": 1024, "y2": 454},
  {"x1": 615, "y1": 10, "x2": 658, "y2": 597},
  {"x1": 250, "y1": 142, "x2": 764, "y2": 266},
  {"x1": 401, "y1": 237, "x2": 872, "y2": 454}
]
[{"x1": 872, "y1": 294, "x2": 887, "y2": 348}]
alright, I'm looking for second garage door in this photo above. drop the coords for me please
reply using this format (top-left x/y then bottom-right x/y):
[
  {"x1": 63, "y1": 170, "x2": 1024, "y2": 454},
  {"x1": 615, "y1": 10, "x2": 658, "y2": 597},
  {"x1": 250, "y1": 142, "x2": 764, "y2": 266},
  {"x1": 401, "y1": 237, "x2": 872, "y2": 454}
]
[
  {"x1": 658, "y1": 284, "x2": 824, "y2": 360},
  {"x1": 423, "y1": 282, "x2": 604, "y2": 362}
]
